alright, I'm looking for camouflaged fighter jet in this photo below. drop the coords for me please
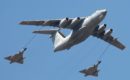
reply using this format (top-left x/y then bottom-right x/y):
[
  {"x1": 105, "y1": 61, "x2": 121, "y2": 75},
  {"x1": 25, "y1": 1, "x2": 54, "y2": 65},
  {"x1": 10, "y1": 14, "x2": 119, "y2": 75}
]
[
  {"x1": 5, "y1": 48, "x2": 27, "y2": 64},
  {"x1": 20, "y1": 9, "x2": 125, "y2": 52},
  {"x1": 80, "y1": 61, "x2": 101, "y2": 77}
]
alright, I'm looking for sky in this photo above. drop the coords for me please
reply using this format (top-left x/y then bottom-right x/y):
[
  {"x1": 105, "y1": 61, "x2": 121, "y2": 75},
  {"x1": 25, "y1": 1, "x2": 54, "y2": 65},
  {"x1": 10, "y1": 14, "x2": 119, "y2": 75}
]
[{"x1": 0, "y1": 0, "x2": 130, "y2": 80}]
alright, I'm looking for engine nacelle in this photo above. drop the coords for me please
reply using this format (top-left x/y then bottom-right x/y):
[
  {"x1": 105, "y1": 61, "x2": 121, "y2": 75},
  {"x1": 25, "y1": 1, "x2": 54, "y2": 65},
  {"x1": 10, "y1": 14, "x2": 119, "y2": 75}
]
[
  {"x1": 97, "y1": 24, "x2": 106, "y2": 34},
  {"x1": 71, "y1": 17, "x2": 80, "y2": 24},
  {"x1": 68, "y1": 17, "x2": 80, "y2": 28},
  {"x1": 59, "y1": 17, "x2": 69, "y2": 28},
  {"x1": 104, "y1": 29, "x2": 113, "y2": 36}
]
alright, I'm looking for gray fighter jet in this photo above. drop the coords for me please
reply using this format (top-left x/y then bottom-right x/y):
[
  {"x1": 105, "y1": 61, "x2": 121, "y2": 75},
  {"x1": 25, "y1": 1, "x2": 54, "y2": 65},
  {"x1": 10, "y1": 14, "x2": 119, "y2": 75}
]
[
  {"x1": 80, "y1": 61, "x2": 101, "y2": 77},
  {"x1": 20, "y1": 9, "x2": 125, "y2": 52},
  {"x1": 5, "y1": 48, "x2": 27, "y2": 64}
]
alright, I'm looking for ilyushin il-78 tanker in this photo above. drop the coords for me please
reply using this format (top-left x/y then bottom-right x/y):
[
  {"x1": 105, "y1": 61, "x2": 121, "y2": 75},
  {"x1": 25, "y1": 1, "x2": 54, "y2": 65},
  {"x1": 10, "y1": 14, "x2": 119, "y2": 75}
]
[{"x1": 20, "y1": 9, "x2": 125, "y2": 52}]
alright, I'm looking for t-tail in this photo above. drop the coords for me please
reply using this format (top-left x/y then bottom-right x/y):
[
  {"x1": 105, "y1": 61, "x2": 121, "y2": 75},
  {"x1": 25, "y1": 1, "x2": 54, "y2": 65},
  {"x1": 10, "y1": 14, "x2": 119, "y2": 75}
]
[{"x1": 33, "y1": 29, "x2": 65, "y2": 52}]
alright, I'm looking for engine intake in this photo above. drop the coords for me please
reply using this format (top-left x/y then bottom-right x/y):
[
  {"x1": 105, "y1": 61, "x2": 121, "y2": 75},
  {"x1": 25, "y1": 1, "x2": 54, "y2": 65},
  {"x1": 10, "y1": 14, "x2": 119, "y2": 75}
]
[
  {"x1": 104, "y1": 29, "x2": 113, "y2": 36},
  {"x1": 59, "y1": 17, "x2": 69, "y2": 28},
  {"x1": 77, "y1": 17, "x2": 80, "y2": 20},
  {"x1": 68, "y1": 17, "x2": 81, "y2": 28},
  {"x1": 96, "y1": 24, "x2": 106, "y2": 34}
]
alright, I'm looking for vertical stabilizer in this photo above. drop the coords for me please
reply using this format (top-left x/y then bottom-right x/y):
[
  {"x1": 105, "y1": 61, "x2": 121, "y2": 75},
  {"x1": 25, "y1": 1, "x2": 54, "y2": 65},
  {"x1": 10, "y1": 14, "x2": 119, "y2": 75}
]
[{"x1": 33, "y1": 29, "x2": 65, "y2": 49}]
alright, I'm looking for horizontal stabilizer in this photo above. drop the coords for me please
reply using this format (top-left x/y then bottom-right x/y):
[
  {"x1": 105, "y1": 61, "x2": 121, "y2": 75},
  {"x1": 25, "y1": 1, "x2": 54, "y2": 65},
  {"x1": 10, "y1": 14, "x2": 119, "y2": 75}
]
[
  {"x1": 20, "y1": 21, "x2": 45, "y2": 26},
  {"x1": 33, "y1": 29, "x2": 59, "y2": 34}
]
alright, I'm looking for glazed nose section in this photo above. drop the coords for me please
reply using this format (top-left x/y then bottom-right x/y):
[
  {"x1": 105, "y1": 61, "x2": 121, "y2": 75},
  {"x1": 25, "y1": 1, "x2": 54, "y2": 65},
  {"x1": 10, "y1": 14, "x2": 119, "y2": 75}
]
[
  {"x1": 100, "y1": 9, "x2": 107, "y2": 16},
  {"x1": 97, "y1": 9, "x2": 107, "y2": 19}
]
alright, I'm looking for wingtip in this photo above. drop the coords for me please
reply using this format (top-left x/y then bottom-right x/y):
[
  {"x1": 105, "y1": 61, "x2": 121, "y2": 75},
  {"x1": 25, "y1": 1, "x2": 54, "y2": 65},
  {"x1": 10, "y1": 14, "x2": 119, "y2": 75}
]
[
  {"x1": 19, "y1": 21, "x2": 27, "y2": 25},
  {"x1": 32, "y1": 31, "x2": 40, "y2": 34},
  {"x1": 119, "y1": 43, "x2": 126, "y2": 50},
  {"x1": 121, "y1": 46, "x2": 126, "y2": 50},
  {"x1": 32, "y1": 31, "x2": 37, "y2": 33}
]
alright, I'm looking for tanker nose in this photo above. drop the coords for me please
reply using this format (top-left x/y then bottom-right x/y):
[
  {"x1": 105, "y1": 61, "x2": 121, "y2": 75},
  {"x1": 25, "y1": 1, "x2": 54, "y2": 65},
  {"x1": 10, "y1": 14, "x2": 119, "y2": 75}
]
[
  {"x1": 100, "y1": 9, "x2": 107, "y2": 15},
  {"x1": 96, "y1": 9, "x2": 107, "y2": 19}
]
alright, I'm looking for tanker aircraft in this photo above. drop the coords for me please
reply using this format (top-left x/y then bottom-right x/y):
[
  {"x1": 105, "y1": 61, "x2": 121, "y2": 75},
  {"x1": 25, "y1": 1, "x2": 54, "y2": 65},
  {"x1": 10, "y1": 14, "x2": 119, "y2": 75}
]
[{"x1": 20, "y1": 9, "x2": 125, "y2": 52}]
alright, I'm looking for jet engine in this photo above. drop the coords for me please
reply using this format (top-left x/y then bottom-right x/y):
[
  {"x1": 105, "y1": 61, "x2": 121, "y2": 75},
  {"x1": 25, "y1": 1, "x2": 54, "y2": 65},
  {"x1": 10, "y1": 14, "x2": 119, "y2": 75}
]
[
  {"x1": 59, "y1": 17, "x2": 69, "y2": 28},
  {"x1": 97, "y1": 24, "x2": 106, "y2": 34},
  {"x1": 68, "y1": 17, "x2": 80, "y2": 29},
  {"x1": 71, "y1": 17, "x2": 80, "y2": 25},
  {"x1": 104, "y1": 29, "x2": 113, "y2": 36}
]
